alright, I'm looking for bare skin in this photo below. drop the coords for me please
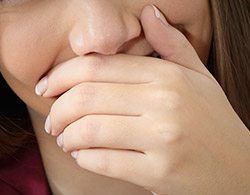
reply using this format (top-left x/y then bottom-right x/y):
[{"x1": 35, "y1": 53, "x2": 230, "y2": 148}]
[{"x1": 1, "y1": 1, "x2": 249, "y2": 195}]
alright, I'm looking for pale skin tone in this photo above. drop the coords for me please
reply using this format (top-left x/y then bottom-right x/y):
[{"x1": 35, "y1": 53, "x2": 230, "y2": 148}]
[{"x1": 0, "y1": 1, "x2": 250, "y2": 195}]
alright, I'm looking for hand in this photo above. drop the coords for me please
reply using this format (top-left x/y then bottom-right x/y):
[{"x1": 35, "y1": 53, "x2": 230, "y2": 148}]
[{"x1": 35, "y1": 5, "x2": 250, "y2": 195}]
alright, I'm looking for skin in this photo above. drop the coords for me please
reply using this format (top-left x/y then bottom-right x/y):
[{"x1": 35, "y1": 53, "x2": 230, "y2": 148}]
[{"x1": 0, "y1": 1, "x2": 249, "y2": 195}]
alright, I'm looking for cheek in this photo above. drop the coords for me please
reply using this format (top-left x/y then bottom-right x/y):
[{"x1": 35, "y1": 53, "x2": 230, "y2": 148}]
[
  {"x1": 152, "y1": 0, "x2": 209, "y2": 25},
  {"x1": 0, "y1": 7, "x2": 65, "y2": 116},
  {"x1": 0, "y1": 13, "x2": 62, "y2": 86},
  {"x1": 133, "y1": 0, "x2": 209, "y2": 25},
  {"x1": 0, "y1": 20, "x2": 58, "y2": 116},
  {"x1": 156, "y1": 0, "x2": 211, "y2": 63}
]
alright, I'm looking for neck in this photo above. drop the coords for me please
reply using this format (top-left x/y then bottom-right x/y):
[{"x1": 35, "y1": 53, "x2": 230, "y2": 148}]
[{"x1": 27, "y1": 107, "x2": 151, "y2": 195}]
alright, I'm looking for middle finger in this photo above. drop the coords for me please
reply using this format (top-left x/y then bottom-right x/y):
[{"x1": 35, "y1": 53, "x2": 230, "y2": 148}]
[{"x1": 48, "y1": 82, "x2": 152, "y2": 136}]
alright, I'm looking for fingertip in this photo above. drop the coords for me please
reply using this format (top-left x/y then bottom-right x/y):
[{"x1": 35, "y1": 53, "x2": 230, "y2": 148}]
[
  {"x1": 71, "y1": 151, "x2": 79, "y2": 159},
  {"x1": 35, "y1": 76, "x2": 48, "y2": 96},
  {"x1": 141, "y1": 4, "x2": 169, "y2": 26},
  {"x1": 44, "y1": 115, "x2": 52, "y2": 134},
  {"x1": 140, "y1": 4, "x2": 155, "y2": 23},
  {"x1": 151, "y1": 4, "x2": 169, "y2": 26},
  {"x1": 56, "y1": 133, "x2": 64, "y2": 148}
]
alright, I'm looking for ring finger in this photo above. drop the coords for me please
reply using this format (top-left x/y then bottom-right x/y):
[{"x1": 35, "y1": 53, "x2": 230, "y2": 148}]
[{"x1": 59, "y1": 114, "x2": 158, "y2": 153}]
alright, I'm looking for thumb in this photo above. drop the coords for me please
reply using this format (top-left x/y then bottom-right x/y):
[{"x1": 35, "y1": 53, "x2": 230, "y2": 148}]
[{"x1": 140, "y1": 5, "x2": 212, "y2": 79}]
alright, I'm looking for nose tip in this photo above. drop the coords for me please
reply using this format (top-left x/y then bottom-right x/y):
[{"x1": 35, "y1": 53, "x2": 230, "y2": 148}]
[
  {"x1": 69, "y1": 28, "x2": 127, "y2": 56},
  {"x1": 69, "y1": 13, "x2": 141, "y2": 56},
  {"x1": 69, "y1": 24, "x2": 140, "y2": 56}
]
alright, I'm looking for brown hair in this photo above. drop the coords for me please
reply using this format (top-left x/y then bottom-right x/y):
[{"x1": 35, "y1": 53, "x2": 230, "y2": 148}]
[
  {"x1": 0, "y1": 75, "x2": 35, "y2": 158},
  {"x1": 0, "y1": 0, "x2": 249, "y2": 158},
  {"x1": 209, "y1": 0, "x2": 249, "y2": 129}
]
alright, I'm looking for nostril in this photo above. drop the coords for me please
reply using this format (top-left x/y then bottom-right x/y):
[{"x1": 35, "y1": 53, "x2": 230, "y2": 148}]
[
  {"x1": 85, "y1": 51, "x2": 98, "y2": 56},
  {"x1": 148, "y1": 51, "x2": 161, "y2": 58}
]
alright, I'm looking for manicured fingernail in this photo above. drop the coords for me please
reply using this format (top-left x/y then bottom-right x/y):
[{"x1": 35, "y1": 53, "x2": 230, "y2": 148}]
[
  {"x1": 35, "y1": 76, "x2": 48, "y2": 96},
  {"x1": 71, "y1": 151, "x2": 78, "y2": 159},
  {"x1": 56, "y1": 134, "x2": 63, "y2": 147},
  {"x1": 44, "y1": 115, "x2": 51, "y2": 134},
  {"x1": 151, "y1": 4, "x2": 169, "y2": 26}
]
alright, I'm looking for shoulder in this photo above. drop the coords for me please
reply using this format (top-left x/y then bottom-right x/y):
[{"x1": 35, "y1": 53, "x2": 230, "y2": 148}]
[
  {"x1": 0, "y1": 143, "x2": 52, "y2": 195},
  {"x1": 0, "y1": 178, "x2": 20, "y2": 195}
]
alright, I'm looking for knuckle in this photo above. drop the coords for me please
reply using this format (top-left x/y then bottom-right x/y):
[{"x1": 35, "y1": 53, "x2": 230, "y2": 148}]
[
  {"x1": 153, "y1": 85, "x2": 183, "y2": 110},
  {"x1": 169, "y1": 65, "x2": 187, "y2": 84},
  {"x1": 80, "y1": 116, "x2": 101, "y2": 146},
  {"x1": 84, "y1": 56, "x2": 105, "y2": 80},
  {"x1": 95, "y1": 152, "x2": 124, "y2": 178},
  {"x1": 81, "y1": 120, "x2": 96, "y2": 146},
  {"x1": 75, "y1": 83, "x2": 96, "y2": 109},
  {"x1": 155, "y1": 134, "x2": 187, "y2": 179},
  {"x1": 152, "y1": 157, "x2": 180, "y2": 185},
  {"x1": 95, "y1": 152, "x2": 110, "y2": 174},
  {"x1": 158, "y1": 125, "x2": 184, "y2": 146}
]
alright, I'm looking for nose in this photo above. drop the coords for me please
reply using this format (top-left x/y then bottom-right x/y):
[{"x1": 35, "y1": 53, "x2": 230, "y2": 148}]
[{"x1": 69, "y1": 1, "x2": 141, "y2": 56}]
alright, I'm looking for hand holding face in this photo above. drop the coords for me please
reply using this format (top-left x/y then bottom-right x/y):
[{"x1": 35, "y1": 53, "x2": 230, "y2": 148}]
[{"x1": 35, "y1": 5, "x2": 250, "y2": 195}]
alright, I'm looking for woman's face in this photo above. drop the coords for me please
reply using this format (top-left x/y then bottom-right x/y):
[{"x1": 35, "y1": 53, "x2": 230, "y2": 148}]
[{"x1": 0, "y1": 0, "x2": 211, "y2": 116}]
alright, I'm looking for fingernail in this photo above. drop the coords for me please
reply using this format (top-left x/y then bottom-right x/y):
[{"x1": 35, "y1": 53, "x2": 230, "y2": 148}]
[
  {"x1": 56, "y1": 134, "x2": 63, "y2": 147},
  {"x1": 35, "y1": 76, "x2": 48, "y2": 96},
  {"x1": 151, "y1": 4, "x2": 169, "y2": 26},
  {"x1": 71, "y1": 151, "x2": 78, "y2": 159},
  {"x1": 44, "y1": 115, "x2": 51, "y2": 134}
]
